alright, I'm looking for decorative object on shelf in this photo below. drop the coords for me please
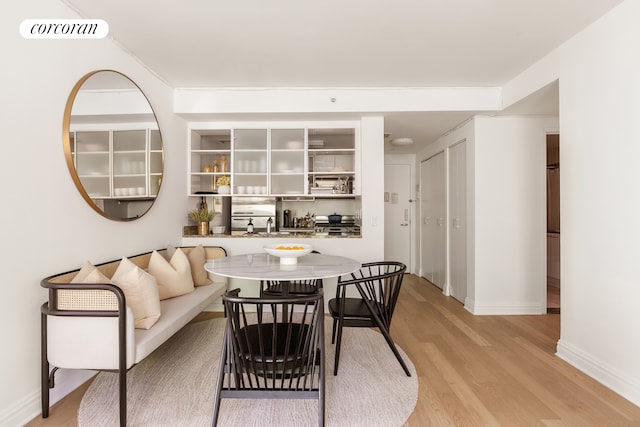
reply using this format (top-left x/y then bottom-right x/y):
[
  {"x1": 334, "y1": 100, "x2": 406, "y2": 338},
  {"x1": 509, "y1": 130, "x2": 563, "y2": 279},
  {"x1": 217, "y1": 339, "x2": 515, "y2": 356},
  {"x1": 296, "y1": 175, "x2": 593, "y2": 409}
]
[
  {"x1": 216, "y1": 176, "x2": 230, "y2": 194},
  {"x1": 333, "y1": 176, "x2": 350, "y2": 194},
  {"x1": 220, "y1": 155, "x2": 228, "y2": 172},
  {"x1": 203, "y1": 164, "x2": 211, "y2": 173},
  {"x1": 211, "y1": 225, "x2": 226, "y2": 234},
  {"x1": 199, "y1": 196, "x2": 208, "y2": 213},
  {"x1": 212, "y1": 160, "x2": 219, "y2": 190},
  {"x1": 188, "y1": 207, "x2": 214, "y2": 236}
]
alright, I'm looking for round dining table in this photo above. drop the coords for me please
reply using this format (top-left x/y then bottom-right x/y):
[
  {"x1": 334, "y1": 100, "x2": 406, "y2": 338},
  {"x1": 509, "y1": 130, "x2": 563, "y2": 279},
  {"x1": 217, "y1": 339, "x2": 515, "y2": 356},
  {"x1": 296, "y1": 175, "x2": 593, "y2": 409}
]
[
  {"x1": 205, "y1": 252, "x2": 361, "y2": 320},
  {"x1": 204, "y1": 252, "x2": 361, "y2": 283}
]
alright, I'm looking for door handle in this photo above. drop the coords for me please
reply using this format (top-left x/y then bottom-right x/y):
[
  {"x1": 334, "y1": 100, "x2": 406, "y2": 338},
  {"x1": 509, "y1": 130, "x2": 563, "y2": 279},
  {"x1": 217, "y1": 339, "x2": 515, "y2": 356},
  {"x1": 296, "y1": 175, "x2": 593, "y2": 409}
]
[{"x1": 400, "y1": 223, "x2": 408, "y2": 227}]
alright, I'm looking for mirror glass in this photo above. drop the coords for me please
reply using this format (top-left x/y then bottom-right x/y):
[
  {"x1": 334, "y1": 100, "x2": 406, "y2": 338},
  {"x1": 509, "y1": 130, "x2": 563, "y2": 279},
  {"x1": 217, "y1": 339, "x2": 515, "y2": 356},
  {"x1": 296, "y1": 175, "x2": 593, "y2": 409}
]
[{"x1": 63, "y1": 70, "x2": 164, "y2": 221}]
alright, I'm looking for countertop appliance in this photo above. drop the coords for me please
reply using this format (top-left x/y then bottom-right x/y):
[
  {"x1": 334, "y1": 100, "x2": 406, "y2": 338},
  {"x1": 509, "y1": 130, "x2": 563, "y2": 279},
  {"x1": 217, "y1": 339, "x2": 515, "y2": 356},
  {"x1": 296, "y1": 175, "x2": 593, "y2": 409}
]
[
  {"x1": 314, "y1": 214, "x2": 360, "y2": 236},
  {"x1": 231, "y1": 197, "x2": 276, "y2": 233}
]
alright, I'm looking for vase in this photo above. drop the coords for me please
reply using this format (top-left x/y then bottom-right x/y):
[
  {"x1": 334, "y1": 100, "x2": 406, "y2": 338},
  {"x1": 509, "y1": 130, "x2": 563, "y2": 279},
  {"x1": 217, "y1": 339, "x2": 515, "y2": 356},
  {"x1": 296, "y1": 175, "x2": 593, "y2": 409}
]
[
  {"x1": 217, "y1": 185, "x2": 230, "y2": 194},
  {"x1": 198, "y1": 221, "x2": 210, "y2": 236}
]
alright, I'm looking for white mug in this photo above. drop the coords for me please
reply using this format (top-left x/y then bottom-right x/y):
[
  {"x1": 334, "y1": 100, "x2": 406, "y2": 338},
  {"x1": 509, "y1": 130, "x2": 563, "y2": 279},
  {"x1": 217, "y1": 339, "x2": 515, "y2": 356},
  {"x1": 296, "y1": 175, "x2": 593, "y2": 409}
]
[{"x1": 246, "y1": 186, "x2": 255, "y2": 194}]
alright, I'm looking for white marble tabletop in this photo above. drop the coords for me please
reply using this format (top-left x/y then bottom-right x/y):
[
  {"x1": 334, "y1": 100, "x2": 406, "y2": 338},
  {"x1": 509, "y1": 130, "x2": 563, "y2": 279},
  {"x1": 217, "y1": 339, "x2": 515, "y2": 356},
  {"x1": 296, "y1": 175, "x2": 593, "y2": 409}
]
[{"x1": 205, "y1": 253, "x2": 361, "y2": 281}]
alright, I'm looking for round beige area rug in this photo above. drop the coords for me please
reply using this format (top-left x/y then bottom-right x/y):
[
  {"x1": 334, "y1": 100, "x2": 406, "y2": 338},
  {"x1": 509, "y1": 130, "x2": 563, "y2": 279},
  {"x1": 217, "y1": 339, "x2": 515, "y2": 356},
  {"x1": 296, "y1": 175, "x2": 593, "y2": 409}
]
[{"x1": 78, "y1": 318, "x2": 417, "y2": 426}]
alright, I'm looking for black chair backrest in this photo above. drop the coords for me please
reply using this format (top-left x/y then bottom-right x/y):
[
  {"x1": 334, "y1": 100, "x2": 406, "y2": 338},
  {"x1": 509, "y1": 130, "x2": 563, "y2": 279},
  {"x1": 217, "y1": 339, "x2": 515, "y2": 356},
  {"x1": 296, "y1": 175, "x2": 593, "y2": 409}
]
[
  {"x1": 261, "y1": 278, "x2": 323, "y2": 296},
  {"x1": 338, "y1": 261, "x2": 406, "y2": 328},
  {"x1": 221, "y1": 290, "x2": 324, "y2": 390}
]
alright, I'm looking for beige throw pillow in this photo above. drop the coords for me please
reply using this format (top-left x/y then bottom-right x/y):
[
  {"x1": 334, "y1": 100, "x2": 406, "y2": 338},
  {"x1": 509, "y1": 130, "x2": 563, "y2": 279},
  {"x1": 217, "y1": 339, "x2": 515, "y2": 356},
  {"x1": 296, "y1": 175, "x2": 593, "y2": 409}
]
[
  {"x1": 187, "y1": 244, "x2": 213, "y2": 286},
  {"x1": 148, "y1": 249, "x2": 195, "y2": 299},
  {"x1": 59, "y1": 261, "x2": 118, "y2": 311},
  {"x1": 111, "y1": 257, "x2": 162, "y2": 330}
]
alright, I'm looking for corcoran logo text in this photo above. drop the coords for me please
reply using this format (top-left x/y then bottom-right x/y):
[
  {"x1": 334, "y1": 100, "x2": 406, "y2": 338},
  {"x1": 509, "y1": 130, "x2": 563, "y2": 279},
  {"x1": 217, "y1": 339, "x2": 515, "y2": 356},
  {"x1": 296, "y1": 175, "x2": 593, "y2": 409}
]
[{"x1": 20, "y1": 19, "x2": 109, "y2": 39}]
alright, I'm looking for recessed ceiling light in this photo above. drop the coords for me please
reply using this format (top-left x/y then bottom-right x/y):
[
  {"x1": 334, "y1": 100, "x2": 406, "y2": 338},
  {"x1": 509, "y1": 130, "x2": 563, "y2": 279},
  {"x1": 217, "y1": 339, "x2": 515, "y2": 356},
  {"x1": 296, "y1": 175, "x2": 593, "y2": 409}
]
[{"x1": 390, "y1": 137, "x2": 414, "y2": 146}]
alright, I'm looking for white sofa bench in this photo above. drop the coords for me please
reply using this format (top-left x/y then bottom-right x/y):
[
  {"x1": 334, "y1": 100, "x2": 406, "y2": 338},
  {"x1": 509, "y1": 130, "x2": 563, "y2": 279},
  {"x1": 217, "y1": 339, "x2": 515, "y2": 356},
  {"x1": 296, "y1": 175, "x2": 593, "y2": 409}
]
[{"x1": 40, "y1": 245, "x2": 227, "y2": 426}]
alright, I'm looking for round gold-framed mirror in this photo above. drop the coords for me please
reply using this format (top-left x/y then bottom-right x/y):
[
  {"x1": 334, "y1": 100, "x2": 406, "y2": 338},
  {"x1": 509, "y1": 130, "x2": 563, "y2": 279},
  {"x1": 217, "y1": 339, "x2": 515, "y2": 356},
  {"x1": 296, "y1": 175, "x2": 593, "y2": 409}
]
[{"x1": 63, "y1": 70, "x2": 164, "y2": 221}]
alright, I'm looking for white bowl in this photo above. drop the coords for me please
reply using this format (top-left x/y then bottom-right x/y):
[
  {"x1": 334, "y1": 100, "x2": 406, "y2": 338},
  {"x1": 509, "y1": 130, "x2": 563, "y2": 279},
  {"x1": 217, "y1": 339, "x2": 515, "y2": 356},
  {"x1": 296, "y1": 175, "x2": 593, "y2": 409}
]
[
  {"x1": 211, "y1": 225, "x2": 226, "y2": 234},
  {"x1": 263, "y1": 243, "x2": 313, "y2": 264}
]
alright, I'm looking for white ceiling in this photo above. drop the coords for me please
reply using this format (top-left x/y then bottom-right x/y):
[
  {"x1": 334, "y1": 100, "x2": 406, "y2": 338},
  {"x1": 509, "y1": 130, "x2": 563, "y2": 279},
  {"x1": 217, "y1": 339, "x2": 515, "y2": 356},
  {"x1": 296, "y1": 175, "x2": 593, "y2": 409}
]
[{"x1": 63, "y1": 0, "x2": 621, "y2": 152}]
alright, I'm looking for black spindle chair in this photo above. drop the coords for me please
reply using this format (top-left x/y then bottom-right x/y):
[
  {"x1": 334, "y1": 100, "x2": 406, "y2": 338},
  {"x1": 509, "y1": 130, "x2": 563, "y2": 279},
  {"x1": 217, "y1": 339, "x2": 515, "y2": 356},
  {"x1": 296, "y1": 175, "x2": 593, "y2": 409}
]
[
  {"x1": 211, "y1": 289, "x2": 325, "y2": 426},
  {"x1": 328, "y1": 261, "x2": 410, "y2": 376}
]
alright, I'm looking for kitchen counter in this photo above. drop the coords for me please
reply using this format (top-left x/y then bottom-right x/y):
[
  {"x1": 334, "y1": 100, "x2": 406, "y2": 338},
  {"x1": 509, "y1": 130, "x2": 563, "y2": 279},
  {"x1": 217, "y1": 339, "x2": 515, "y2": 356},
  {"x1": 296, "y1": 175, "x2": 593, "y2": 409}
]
[
  {"x1": 183, "y1": 224, "x2": 360, "y2": 238},
  {"x1": 183, "y1": 232, "x2": 361, "y2": 238}
]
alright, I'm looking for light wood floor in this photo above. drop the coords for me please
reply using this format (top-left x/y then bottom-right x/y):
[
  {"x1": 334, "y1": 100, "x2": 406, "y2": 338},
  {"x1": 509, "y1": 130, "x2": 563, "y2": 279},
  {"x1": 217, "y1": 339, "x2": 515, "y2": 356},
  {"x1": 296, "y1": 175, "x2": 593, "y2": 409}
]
[{"x1": 28, "y1": 274, "x2": 640, "y2": 426}]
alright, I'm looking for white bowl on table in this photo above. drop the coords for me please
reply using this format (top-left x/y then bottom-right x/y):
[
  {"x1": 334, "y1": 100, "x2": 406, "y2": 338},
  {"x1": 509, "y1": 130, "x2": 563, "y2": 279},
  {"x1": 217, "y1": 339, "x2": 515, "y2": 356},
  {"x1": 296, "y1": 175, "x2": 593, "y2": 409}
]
[{"x1": 263, "y1": 243, "x2": 313, "y2": 264}]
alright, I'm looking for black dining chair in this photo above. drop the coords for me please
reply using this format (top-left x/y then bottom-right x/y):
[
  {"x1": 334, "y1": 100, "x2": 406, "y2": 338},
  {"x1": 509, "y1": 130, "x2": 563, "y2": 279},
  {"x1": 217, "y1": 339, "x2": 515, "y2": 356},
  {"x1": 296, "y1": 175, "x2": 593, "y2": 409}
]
[
  {"x1": 211, "y1": 289, "x2": 325, "y2": 426},
  {"x1": 260, "y1": 251, "x2": 323, "y2": 298},
  {"x1": 260, "y1": 278, "x2": 323, "y2": 297},
  {"x1": 328, "y1": 261, "x2": 410, "y2": 376}
]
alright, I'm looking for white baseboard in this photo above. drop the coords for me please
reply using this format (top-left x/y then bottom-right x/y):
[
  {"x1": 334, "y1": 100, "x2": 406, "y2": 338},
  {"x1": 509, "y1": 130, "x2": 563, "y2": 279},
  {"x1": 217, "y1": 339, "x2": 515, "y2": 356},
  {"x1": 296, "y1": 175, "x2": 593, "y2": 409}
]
[
  {"x1": 0, "y1": 369, "x2": 96, "y2": 427},
  {"x1": 556, "y1": 339, "x2": 640, "y2": 407},
  {"x1": 464, "y1": 297, "x2": 545, "y2": 315}
]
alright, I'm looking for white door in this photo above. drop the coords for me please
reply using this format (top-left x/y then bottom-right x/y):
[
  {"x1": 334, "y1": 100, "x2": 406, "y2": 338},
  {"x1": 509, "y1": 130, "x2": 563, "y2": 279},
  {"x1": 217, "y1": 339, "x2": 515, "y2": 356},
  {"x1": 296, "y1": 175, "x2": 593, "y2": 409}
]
[
  {"x1": 420, "y1": 152, "x2": 446, "y2": 289},
  {"x1": 384, "y1": 163, "x2": 412, "y2": 268},
  {"x1": 449, "y1": 141, "x2": 467, "y2": 303},
  {"x1": 432, "y1": 153, "x2": 446, "y2": 288},
  {"x1": 420, "y1": 159, "x2": 433, "y2": 281}
]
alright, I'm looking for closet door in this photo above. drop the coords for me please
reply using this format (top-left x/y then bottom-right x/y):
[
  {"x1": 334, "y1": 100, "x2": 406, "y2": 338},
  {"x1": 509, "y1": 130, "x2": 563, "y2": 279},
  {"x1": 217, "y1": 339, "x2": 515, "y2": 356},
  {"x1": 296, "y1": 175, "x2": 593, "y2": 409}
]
[
  {"x1": 420, "y1": 158, "x2": 433, "y2": 282},
  {"x1": 432, "y1": 153, "x2": 446, "y2": 288},
  {"x1": 449, "y1": 141, "x2": 467, "y2": 302},
  {"x1": 420, "y1": 152, "x2": 446, "y2": 289}
]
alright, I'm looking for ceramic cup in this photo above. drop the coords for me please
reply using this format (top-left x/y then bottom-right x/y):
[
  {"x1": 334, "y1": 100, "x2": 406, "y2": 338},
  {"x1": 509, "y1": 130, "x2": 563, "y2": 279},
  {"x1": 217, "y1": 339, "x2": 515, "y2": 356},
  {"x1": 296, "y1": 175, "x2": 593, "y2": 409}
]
[
  {"x1": 246, "y1": 186, "x2": 255, "y2": 194},
  {"x1": 237, "y1": 186, "x2": 245, "y2": 194}
]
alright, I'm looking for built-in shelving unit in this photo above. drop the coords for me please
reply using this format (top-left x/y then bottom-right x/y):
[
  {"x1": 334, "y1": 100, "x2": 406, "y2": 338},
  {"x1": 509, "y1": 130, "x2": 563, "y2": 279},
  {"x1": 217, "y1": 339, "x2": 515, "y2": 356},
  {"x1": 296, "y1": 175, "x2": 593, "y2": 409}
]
[{"x1": 188, "y1": 123, "x2": 359, "y2": 197}]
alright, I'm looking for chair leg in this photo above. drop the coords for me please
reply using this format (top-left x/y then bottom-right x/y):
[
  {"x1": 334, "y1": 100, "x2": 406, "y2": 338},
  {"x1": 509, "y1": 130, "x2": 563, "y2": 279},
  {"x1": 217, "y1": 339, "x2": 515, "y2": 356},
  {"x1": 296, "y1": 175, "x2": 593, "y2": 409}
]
[
  {"x1": 375, "y1": 322, "x2": 411, "y2": 377},
  {"x1": 331, "y1": 318, "x2": 337, "y2": 344},
  {"x1": 211, "y1": 325, "x2": 229, "y2": 426},
  {"x1": 40, "y1": 312, "x2": 49, "y2": 418},
  {"x1": 333, "y1": 319, "x2": 344, "y2": 376},
  {"x1": 319, "y1": 309, "x2": 326, "y2": 427},
  {"x1": 119, "y1": 368, "x2": 127, "y2": 426}
]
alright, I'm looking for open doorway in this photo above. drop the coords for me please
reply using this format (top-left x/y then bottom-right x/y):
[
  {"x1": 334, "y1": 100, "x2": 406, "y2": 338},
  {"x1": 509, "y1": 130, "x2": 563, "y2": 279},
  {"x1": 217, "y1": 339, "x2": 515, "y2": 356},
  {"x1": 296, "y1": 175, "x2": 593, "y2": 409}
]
[{"x1": 547, "y1": 133, "x2": 560, "y2": 313}]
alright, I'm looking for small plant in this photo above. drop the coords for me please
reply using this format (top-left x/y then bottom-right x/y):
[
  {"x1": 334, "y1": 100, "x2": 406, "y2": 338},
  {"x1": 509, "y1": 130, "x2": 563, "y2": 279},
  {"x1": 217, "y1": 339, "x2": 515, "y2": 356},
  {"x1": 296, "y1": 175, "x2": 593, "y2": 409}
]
[
  {"x1": 188, "y1": 208, "x2": 214, "y2": 223},
  {"x1": 216, "y1": 175, "x2": 231, "y2": 186}
]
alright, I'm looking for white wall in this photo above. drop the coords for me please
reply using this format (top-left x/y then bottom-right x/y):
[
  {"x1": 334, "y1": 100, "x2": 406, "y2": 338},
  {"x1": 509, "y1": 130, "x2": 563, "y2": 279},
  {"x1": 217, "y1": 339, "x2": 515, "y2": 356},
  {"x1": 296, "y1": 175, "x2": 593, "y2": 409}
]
[
  {"x1": 552, "y1": 0, "x2": 640, "y2": 406},
  {"x1": 486, "y1": 0, "x2": 640, "y2": 407},
  {"x1": 0, "y1": 2, "x2": 188, "y2": 425},
  {"x1": 472, "y1": 116, "x2": 557, "y2": 314}
]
